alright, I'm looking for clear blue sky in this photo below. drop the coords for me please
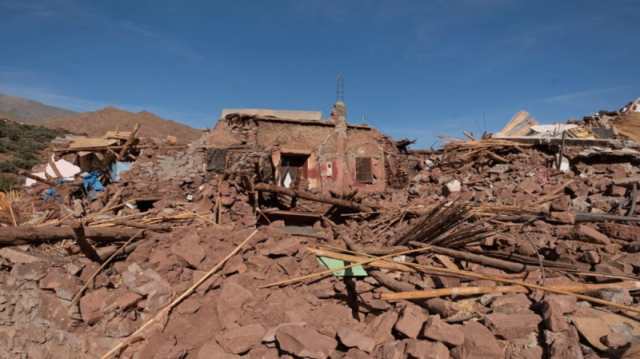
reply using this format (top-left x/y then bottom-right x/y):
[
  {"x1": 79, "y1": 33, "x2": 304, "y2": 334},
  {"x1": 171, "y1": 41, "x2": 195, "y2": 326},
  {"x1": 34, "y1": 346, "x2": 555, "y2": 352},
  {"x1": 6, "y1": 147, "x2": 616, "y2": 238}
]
[{"x1": 1, "y1": 0, "x2": 638, "y2": 148}]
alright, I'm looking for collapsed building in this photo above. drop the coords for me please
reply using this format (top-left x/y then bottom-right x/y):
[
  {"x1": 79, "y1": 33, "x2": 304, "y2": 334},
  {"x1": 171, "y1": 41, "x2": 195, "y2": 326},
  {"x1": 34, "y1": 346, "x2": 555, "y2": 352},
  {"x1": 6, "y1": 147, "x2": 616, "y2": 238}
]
[
  {"x1": 4, "y1": 99, "x2": 640, "y2": 358},
  {"x1": 210, "y1": 102, "x2": 388, "y2": 193}
]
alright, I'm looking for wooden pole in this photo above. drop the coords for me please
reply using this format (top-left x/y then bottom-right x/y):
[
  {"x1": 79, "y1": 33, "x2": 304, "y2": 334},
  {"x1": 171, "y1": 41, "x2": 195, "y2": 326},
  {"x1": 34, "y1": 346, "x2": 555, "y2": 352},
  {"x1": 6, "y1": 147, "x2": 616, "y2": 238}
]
[
  {"x1": 377, "y1": 281, "x2": 640, "y2": 301},
  {"x1": 253, "y1": 183, "x2": 380, "y2": 212},
  {"x1": 305, "y1": 247, "x2": 417, "y2": 273},
  {"x1": 71, "y1": 220, "x2": 103, "y2": 263},
  {"x1": 18, "y1": 170, "x2": 56, "y2": 187},
  {"x1": 0, "y1": 227, "x2": 145, "y2": 245},
  {"x1": 101, "y1": 229, "x2": 258, "y2": 359}
]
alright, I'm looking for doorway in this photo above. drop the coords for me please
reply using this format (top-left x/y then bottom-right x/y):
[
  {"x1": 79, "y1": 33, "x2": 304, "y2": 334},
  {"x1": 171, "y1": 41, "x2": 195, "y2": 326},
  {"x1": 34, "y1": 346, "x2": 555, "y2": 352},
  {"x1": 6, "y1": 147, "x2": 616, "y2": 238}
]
[{"x1": 279, "y1": 154, "x2": 309, "y2": 188}]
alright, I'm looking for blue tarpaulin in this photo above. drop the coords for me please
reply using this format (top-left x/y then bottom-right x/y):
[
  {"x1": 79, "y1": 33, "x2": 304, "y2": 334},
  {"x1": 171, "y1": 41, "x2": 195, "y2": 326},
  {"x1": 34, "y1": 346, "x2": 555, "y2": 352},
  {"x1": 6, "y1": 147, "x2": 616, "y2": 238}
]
[{"x1": 43, "y1": 178, "x2": 73, "y2": 200}]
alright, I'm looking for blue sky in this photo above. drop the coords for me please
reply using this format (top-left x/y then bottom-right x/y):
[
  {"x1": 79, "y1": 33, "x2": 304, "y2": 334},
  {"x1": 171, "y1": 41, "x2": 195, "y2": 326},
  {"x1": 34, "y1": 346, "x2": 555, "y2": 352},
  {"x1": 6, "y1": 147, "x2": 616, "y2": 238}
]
[{"x1": 0, "y1": 0, "x2": 638, "y2": 148}]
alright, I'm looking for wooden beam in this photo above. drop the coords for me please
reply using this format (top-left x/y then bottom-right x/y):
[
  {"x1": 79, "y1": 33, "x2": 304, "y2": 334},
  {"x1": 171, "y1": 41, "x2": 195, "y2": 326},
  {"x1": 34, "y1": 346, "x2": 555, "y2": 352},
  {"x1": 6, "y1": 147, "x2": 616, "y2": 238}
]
[
  {"x1": 18, "y1": 170, "x2": 56, "y2": 187},
  {"x1": 0, "y1": 227, "x2": 145, "y2": 245},
  {"x1": 72, "y1": 221, "x2": 103, "y2": 263},
  {"x1": 116, "y1": 123, "x2": 141, "y2": 161},
  {"x1": 253, "y1": 183, "x2": 379, "y2": 212}
]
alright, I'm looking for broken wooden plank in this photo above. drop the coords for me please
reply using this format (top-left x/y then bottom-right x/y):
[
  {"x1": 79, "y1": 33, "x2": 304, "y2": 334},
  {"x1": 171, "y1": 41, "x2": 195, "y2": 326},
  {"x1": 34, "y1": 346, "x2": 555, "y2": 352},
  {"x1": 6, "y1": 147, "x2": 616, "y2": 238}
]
[
  {"x1": 116, "y1": 123, "x2": 141, "y2": 161},
  {"x1": 72, "y1": 220, "x2": 103, "y2": 263}
]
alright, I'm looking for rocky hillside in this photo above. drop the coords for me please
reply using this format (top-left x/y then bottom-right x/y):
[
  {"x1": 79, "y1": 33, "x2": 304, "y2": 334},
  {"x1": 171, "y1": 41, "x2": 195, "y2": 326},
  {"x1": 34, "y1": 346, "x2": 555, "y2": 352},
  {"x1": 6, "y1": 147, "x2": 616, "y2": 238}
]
[
  {"x1": 0, "y1": 93, "x2": 77, "y2": 121},
  {"x1": 33, "y1": 106, "x2": 202, "y2": 143},
  {"x1": 0, "y1": 119, "x2": 73, "y2": 190}
]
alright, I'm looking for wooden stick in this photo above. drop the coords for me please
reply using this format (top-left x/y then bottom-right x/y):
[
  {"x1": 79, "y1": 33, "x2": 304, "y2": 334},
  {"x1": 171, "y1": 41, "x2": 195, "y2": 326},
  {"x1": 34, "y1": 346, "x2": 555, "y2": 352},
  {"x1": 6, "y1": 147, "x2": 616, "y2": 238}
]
[
  {"x1": 8, "y1": 201, "x2": 17, "y2": 227},
  {"x1": 305, "y1": 247, "x2": 417, "y2": 273},
  {"x1": 69, "y1": 229, "x2": 145, "y2": 308},
  {"x1": 102, "y1": 188, "x2": 125, "y2": 212},
  {"x1": 18, "y1": 170, "x2": 56, "y2": 187},
  {"x1": 116, "y1": 123, "x2": 140, "y2": 162},
  {"x1": 259, "y1": 246, "x2": 432, "y2": 289},
  {"x1": 101, "y1": 229, "x2": 258, "y2": 359},
  {"x1": 377, "y1": 281, "x2": 640, "y2": 301},
  {"x1": 48, "y1": 157, "x2": 63, "y2": 179}
]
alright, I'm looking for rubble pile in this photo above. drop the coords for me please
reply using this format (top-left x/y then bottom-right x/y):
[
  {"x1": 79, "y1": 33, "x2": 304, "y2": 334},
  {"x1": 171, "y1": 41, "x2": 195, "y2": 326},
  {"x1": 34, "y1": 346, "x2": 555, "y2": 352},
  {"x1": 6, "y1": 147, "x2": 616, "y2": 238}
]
[{"x1": 4, "y1": 101, "x2": 640, "y2": 358}]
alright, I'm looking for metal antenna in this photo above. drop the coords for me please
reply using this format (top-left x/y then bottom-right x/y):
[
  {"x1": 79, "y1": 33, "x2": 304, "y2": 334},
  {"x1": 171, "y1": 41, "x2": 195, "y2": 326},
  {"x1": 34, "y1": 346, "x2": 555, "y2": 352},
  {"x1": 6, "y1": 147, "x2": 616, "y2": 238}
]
[
  {"x1": 362, "y1": 114, "x2": 365, "y2": 125},
  {"x1": 336, "y1": 76, "x2": 344, "y2": 102}
]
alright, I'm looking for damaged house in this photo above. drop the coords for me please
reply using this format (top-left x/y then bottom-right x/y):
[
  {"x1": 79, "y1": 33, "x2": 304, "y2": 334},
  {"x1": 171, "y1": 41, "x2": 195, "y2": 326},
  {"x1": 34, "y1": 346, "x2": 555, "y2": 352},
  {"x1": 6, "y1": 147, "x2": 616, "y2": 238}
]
[{"x1": 209, "y1": 102, "x2": 391, "y2": 194}]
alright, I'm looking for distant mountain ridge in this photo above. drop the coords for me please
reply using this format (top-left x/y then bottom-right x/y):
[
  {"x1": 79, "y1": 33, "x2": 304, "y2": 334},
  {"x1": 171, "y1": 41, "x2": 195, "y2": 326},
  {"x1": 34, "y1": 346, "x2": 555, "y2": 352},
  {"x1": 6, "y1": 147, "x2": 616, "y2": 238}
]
[
  {"x1": 33, "y1": 106, "x2": 202, "y2": 143},
  {"x1": 0, "y1": 93, "x2": 78, "y2": 121}
]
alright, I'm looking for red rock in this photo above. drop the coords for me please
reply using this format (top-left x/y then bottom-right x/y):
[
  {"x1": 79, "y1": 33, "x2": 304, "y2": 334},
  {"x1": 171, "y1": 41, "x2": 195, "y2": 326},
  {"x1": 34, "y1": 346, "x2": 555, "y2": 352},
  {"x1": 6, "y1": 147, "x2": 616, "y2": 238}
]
[
  {"x1": 547, "y1": 211, "x2": 576, "y2": 224},
  {"x1": 0, "y1": 248, "x2": 42, "y2": 264},
  {"x1": 343, "y1": 348, "x2": 371, "y2": 359},
  {"x1": 541, "y1": 298, "x2": 568, "y2": 332},
  {"x1": 275, "y1": 325, "x2": 338, "y2": 359},
  {"x1": 115, "y1": 291, "x2": 143, "y2": 311},
  {"x1": 425, "y1": 298, "x2": 461, "y2": 317},
  {"x1": 38, "y1": 268, "x2": 82, "y2": 301},
  {"x1": 266, "y1": 236, "x2": 301, "y2": 257},
  {"x1": 10, "y1": 261, "x2": 48, "y2": 281},
  {"x1": 215, "y1": 283, "x2": 253, "y2": 329},
  {"x1": 171, "y1": 230, "x2": 205, "y2": 267},
  {"x1": 546, "y1": 331, "x2": 583, "y2": 359},
  {"x1": 545, "y1": 295, "x2": 579, "y2": 314},
  {"x1": 451, "y1": 321, "x2": 503, "y2": 359},
  {"x1": 601, "y1": 332, "x2": 627, "y2": 348},
  {"x1": 79, "y1": 287, "x2": 109, "y2": 325},
  {"x1": 373, "y1": 342, "x2": 404, "y2": 359},
  {"x1": 394, "y1": 304, "x2": 428, "y2": 339},
  {"x1": 246, "y1": 346, "x2": 279, "y2": 359},
  {"x1": 177, "y1": 298, "x2": 201, "y2": 315},
  {"x1": 197, "y1": 341, "x2": 240, "y2": 359},
  {"x1": 218, "y1": 324, "x2": 265, "y2": 354},
  {"x1": 404, "y1": 340, "x2": 450, "y2": 359},
  {"x1": 571, "y1": 224, "x2": 610, "y2": 245},
  {"x1": 337, "y1": 326, "x2": 376, "y2": 353},
  {"x1": 363, "y1": 311, "x2": 399, "y2": 345},
  {"x1": 262, "y1": 323, "x2": 306, "y2": 343},
  {"x1": 610, "y1": 185, "x2": 627, "y2": 197},
  {"x1": 284, "y1": 310, "x2": 309, "y2": 323},
  {"x1": 490, "y1": 293, "x2": 531, "y2": 309},
  {"x1": 484, "y1": 313, "x2": 542, "y2": 340},
  {"x1": 421, "y1": 315, "x2": 464, "y2": 347},
  {"x1": 550, "y1": 195, "x2": 572, "y2": 212},
  {"x1": 222, "y1": 255, "x2": 247, "y2": 276}
]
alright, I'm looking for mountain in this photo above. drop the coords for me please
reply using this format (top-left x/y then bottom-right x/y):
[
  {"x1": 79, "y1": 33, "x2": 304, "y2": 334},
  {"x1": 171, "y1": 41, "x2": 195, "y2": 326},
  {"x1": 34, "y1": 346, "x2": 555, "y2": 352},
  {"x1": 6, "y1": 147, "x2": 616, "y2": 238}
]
[
  {"x1": 0, "y1": 93, "x2": 77, "y2": 121},
  {"x1": 32, "y1": 106, "x2": 202, "y2": 143}
]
